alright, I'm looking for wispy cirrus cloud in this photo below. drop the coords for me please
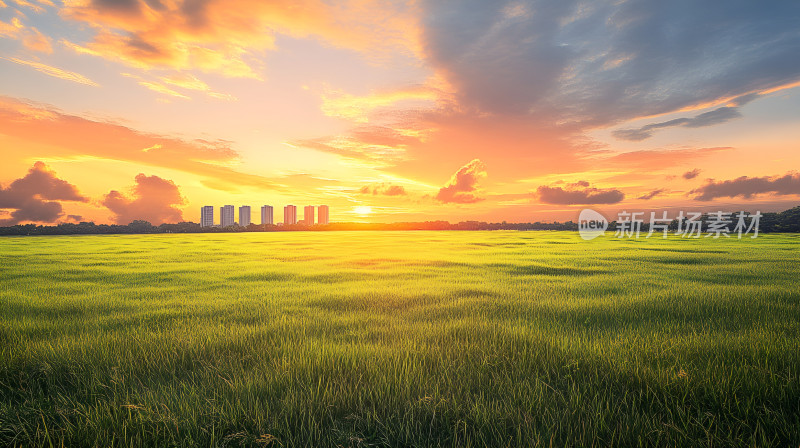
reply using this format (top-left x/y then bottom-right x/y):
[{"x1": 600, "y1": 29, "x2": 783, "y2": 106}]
[
  {"x1": 8, "y1": 0, "x2": 54, "y2": 14},
  {"x1": 0, "y1": 96, "x2": 281, "y2": 192},
  {"x1": 612, "y1": 107, "x2": 742, "y2": 141},
  {"x1": 321, "y1": 85, "x2": 442, "y2": 123},
  {"x1": 0, "y1": 16, "x2": 51, "y2": 52},
  {"x1": 637, "y1": 189, "x2": 665, "y2": 200},
  {"x1": 291, "y1": 124, "x2": 423, "y2": 167},
  {"x1": 359, "y1": 183, "x2": 407, "y2": 196},
  {"x1": 60, "y1": 0, "x2": 420, "y2": 78},
  {"x1": 611, "y1": 92, "x2": 764, "y2": 141},
  {"x1": 160, "y1": 73, "x2": 236, "y2": 101},
  {"x1": 2, "y1": 57, "x2": 98, "y2": 86},
  {"x1": 120, "y1": 72, "x2": 234, "y2": 100},
  {"x1": 136, "y1": 80, "x2": 190, "y2": 99},
  {"x1": 601, "y1": 147, "x2": 732, "y2": 170}
]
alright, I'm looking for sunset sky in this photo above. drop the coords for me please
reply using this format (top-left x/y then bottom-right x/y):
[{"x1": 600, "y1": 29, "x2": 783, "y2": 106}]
[{"x1": 2, "y1": 0, "x2": 800, "y2": 225}]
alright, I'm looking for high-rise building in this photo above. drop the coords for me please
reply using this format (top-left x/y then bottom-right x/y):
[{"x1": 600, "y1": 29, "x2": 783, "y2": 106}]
[
  {"x1": 261, "y1": 205, "x2": 273, "y2": 225},
  {"x1": 220, "y1": 205, "x2": 235, "y2": 227},
  {"x1": 284, "y1": 205, "x2": 297, "y2": 225},
  {"x1": 200, "y1": 206, "x2": 214, "y2": 227},
  {"x1": 318, "y1": 205, "x2": 329, "y2": 225},
  {"x1": 304, "y1": 205, "x2": 315, "y2": 226},
  {"x1": 239, "y1": 206, "x2": 251, "y2": 227}
]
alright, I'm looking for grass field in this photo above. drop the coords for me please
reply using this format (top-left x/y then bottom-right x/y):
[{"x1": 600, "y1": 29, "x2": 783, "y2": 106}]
[{"x1": 0, "y1": 231, "x2": 798, "y2": 447}]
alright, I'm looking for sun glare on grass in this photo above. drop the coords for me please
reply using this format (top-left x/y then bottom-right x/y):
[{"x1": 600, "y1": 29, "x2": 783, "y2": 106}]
[{"x1": 354, "y1": 206, "x2": 372, "y2": 216}]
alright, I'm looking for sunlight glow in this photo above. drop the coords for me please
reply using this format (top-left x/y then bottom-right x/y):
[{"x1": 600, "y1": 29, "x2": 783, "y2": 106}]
[{"x1": 354, "y1": 206, "x2": 372, "y2": 216}]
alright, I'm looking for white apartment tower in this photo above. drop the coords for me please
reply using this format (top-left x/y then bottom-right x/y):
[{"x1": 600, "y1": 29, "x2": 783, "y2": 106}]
[
  {"x1": 239, "y1": 206, "x2": 251, "y2": 227},
  {"x1": 284, "y1": 205, "x2": 297, "y2": 225},
  {"x1": 200, "y1": 206, "x2": 214, "y2": 227},
  {"x1": 220, "y1": 205, "x2": 235, "y2": 227},
  {"x1": 261, "y1": 205, "x2": 274, "y2": 225}
]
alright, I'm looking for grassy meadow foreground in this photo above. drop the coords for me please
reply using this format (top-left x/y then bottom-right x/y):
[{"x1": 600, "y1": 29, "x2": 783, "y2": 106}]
[{"x1": 0, "y1": 231, "x2": 798, "y2": 447}]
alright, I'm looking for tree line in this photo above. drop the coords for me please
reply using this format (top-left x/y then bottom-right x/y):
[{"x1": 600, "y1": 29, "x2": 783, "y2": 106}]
[{"x1": 1, "y1": 206, "x2": 799, "y2": 236}]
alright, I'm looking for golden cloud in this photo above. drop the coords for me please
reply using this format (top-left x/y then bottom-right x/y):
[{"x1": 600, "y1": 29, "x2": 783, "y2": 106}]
[
  {"x1": 0, "y1": 96, "x2": 281, "y2": 192},
  {"x1": 321, "y1": 85, "x2": 441, "y2": 123},
  {"x1": 59, "y1": 0, "x2": 420, "y2": 78},
  {"x1": 22, "y1": 26, "x2": 52, "y2": 53},
  {"x1": 2, "y1": 57, "x2": 98, "y2": 86},
  {"x1": 0, "y1": 16, "x2": 52, "y2": 53}
]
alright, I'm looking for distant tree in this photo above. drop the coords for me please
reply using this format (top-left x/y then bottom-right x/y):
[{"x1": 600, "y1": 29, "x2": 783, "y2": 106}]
[
  {"x1": 778, "y1": 206, "x2": 800, "y2": 232},
  {"x1": 1, "y1": 204, "x2": 799, "y2": 235},
  {"x1": 127, "y1": 220, "x2": 154, "y2": 233}
]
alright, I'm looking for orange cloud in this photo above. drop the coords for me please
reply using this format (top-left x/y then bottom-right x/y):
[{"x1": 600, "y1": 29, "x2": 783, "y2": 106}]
[
  {"x1": 60, "y1": 0, "x2": 419, "y2": 78},
  {"x1": 102, "y1": 174, "x2": 185, "y2": 225},
  {"x1": 22, "y1": 26, "x2": 52, "y2": 53},
  {"x1": 436, "y1": 159, "x2": 486, "y2": 204},
  {"x1": 598, "y1": 147, "x2": 733, "y2": 170},
  {"x1": 137, "y1": 80, "x2": 190, "y2": 99},
  {"x1": 0, "y1": 96, "x2": 280, "y2": 192},
  {"x1": 118, "y1": 72, "x2": 233, "y2": 100},
  {"x1": 160, "y1": 73, "x2": 236, "y2": 101},
  {"x1": 359, "y1": 183, "x2": 407, "y2": 196},
  {"x1": 0, "y1": 17, "x2": 24, "y2": 38},
  {"x1": 0, "y1": 15, "x2": 52, "y2": 53},
  {"x1": 321, "y1": 85, "x2": 441, "y2": 123},
  {"x1": 10, "y1": 0, "x2": 53, "y2": 14},
  {"x1": 294, "y1": 133, "x2": 410, "y2": 167},
  {"x1": 0, "y1": 161, "x2": 88, "y2": 225}
]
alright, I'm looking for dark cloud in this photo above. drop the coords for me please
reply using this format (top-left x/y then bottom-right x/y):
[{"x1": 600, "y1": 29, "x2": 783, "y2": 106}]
[
  {"x1": 283, "y1": 1, "x2": 799, "y2": 182},
  {"x1": 613, "y1": 106, "x2": 743, "y2": 141},
  {"x1": 92, "y1": 0, "x2": 142, "y2": 14},
  {"x1": 420, "y1": 1, "x2": 800, "y2": 128},
  {"x1": 536, "y1": 181, "x2": 624, "y2": 205},
  {"x1": 359, "y1": 183, "x2": 407, "y2": 196},
  {"x1": 637, "y1": 189, "x2": 666, "y2": 200},
  {"x1": 691, "y1": 173, "x2": 800, "y2": 201},
  {"x1": 436, "y1": 159, "x2": 486, "y2": 203},
  {"x1": 0, "y1": 162, "x2": 88, "y2": 226},
  {"x1": 682, "y1": 169, "x2": 701, "y2": 180},
  {"x1": 102, "y1": 174, "x2": 185, "y2": 224},
  {"x1": 65, "y1": 214, "x2": 84, "y2": 222},
  {"x1": 685, "y1": 108, "x2": 743, "y2": 128}
]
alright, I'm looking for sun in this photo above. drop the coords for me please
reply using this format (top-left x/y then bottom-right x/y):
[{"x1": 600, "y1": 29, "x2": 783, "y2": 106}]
[{"x1": 354, "y1": 206, "x2": 372, "y2": 216}]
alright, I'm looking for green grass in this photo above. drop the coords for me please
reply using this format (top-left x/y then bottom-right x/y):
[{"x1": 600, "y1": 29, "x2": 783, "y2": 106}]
[{"x1": 0, "y1": 231, "x2": 798, "y2": 447}]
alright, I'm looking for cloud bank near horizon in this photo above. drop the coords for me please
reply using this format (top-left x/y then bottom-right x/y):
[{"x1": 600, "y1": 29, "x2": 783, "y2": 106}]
[{"x1": 0, "y1": 162, "x2": 88, "y2": 225}]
